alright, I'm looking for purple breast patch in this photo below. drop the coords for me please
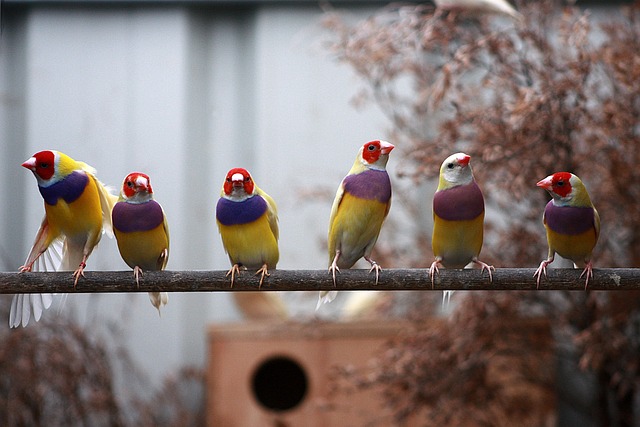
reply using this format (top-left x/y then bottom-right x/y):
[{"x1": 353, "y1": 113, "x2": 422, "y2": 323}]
[
  {"x1": 544, "y1": 202, "x2": 595, "y2": 235},
  {"x1": 113, "y1": 200, "x2": 164, "y2": 233},
  {"x1": 39, "y1": 171, "x2": 89, "y2": 206},
  {"x1": 433, "y1": 181, "x2": 484, "y2": 221},
  {"x1": 216, "y1": 196, "x2": 268, "y2": 226},
  {"x1": 342, "y1": 169, "x2": 391, "y2": 203}
]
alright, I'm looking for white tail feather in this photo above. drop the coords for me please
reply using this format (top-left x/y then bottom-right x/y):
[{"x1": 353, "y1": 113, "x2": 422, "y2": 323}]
[
  {"x1": 442, "y1": 290, "x2": 455, "y2": 309},
  {"x1": 316, "y1": 290, "x2": 338, "y2": 310},
  {"x1": 10, "y1": 239, "x2": 64, "y2": 328},
  {"x1": 149, "y1": 292, "x2": 169, "y2": 316},
  {"x1": 9, "y1": 295, "x2": 22, "y2": 328}
]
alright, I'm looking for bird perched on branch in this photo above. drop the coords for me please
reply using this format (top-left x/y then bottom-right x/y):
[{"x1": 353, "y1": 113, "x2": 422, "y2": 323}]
[
  {"x1": 429, "y1": 153, "x2": 493, "y2": 288},
  {"x1": 216, "y1": 167, "x2": 279, "y2": 288},
  {"x1": 534, "y1": 172, "x2": 600, "y2": 289},
  {"x1": 11, "y1": 150, "x2": 116, "y2": 327},
  {"x1": 434, "y1": 0, "x2": 523, "y2": 22},
  {"x1": 318, "y1": 140, "x2": 394, "y2": 309},
  {"x1": 112, "y1": 172, "x2": 169, "y2": 314}
]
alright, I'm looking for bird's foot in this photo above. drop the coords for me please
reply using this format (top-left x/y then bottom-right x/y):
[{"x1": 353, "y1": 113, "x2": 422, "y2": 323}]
[
  {"x1": 473, "y1": 258, "x2": 495, "y2": 283},
  {"x1": 533, "y1": 260, "x2": 551, "y2": 289},
  {"x1": 133, "y1": 266, "x2": 143, "y2": 288},
  {"x1": 19, "y1": 255, "x2": 41, "y2": 273},
  {"x1": 226, "y1": 264, "x2": 242, "y2": 288},
  {"x1": 73, "y1": 261, "x2": 87, "y2": 288},
  {"x1": 429, "y1": 259, "x2": 442, "y2": 289},
  {"x1": 329, "y1": 251, "x2": 341, "y2": 287},
  {"x1": 328, "y1": 264, "x2": 340, "y2": 287},
  {"x1": 365, "y1": 257, "x2": 382, "y2": 286},
  {"x1": 255, "y1": 264, "x2": 270, "y2": 289},
  {"x1": 579, "y1": 261, "x2": 594, "y2": 290}
]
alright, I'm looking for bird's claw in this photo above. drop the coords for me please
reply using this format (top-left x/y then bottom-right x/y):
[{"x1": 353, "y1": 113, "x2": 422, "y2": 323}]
[
  {"x1": 533, "y1": 261, "x2": 550, "y2": 289},
  {"x1": 429, "y1": 260, "x2": 442, "y2": 289},
  {"x1": 364, "y1": 257, "x2": 382, "y2": 286},
  {"x1": 226, "y1": 264, "x2": 242, "y2": 288},
  {"x1": 255, "y1": 264, "x2": 270, "y2": 289},
  {"x1": 328, "y1": 264, "x2": 340, "y2": 287},
  {"x1": 133, "y1": 266, "x2": 143, "y2": 288},
  {"x1": 368, "y1": 262, "x2": 382, "y2": 286},
  {"x1": 329, "y1": 251, "x2": 341, "y2": 287},
  {"x1": 73, "y1": 261, "x2": 87, "y2": 288},
  {"x1": 580, "y1": 261, "x2": 594, "y2": 290},
  {"x1": 473, "y1": 259, "x2": 495, "y2": 283}
]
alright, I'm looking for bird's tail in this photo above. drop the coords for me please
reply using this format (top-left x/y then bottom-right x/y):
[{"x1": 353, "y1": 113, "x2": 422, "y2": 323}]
[
  {"x1": 9, "y1": 238, "x2": 63, "y2": 328},
  {"x1": 316, "y1": 290, "x2": 338, "y2": 310},
  {"x1": 9, "y1": 293, "x2": 54, "y2": 328},
  {"x1": 149, "y1": 292, "x2": 169, "y2": 316}
]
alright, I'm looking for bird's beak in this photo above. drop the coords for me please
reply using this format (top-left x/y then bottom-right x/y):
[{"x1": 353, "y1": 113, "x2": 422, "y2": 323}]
[
  {"x1": 22, "y1": 157, "x2": 36, "y2": 170},
  {"x1": 457, "y1": 154, "x2": 471, "y2": 167},
  {"x1": 231, "y1": 173, "x2": 245, "y2": 188},
  {"x1": 135, "y1": 176, "x2": 152, "y2": 193},
  {"x1": 536, "y1": 176, "x2": 553, "y2": 190},
  {"x1": 380, "y1": 141, "x2": 395, "y2": 155}
]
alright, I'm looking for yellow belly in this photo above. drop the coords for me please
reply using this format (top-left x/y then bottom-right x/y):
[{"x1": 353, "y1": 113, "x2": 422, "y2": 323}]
[
  {"x1": 432, "y1": 214, "x2": 484, "y2": 268},
  {"x1": 218, "y1": 215, "x2": 279, "y2": 269},
  {"x1": 44, "y1": 175, "x2": 103, "y2": 241},
  {"x1": 115, "y1": 225, "x2": 169, "y2": 271},
  {"x1": 546, "y1": 227, "x2": 597, "y2": 264},
  {"x1": 328, "y1": 194, "x2": 389, "y2": 268}
]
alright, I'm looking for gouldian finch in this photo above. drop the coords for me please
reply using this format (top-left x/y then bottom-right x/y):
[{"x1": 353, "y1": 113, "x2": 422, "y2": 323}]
[
  {"x1": 112, "y1": 172, "x2": 170, "y2": 314},
  {"x1": 534, "y1": 172, "x2": 600, "y2": 289},
  {"x1": 318, "y1": 140, "x2": 394, "y2": 308},
  {"x1": 216, "y1": 168, "x2": 279, "y2": 287},
  {"x1": 11, "y1": 150, "x2": 116, "y2": 328},
  {"x1": 429, "y1": 153, "x2": 493, "y2": 286}
]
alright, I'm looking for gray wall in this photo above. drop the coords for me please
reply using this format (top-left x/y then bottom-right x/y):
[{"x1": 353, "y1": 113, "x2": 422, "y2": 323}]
[{"x1": 0, "y1": 1, "x2": 391, "y2": 383}]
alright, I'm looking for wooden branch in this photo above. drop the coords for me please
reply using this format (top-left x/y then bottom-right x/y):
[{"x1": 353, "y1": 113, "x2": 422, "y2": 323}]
[{"x1": 0, "y1": 268, "x2": 638, "y2": 294}]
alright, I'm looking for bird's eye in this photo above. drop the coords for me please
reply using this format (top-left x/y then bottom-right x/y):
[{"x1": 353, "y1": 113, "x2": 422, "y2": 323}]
[
  {"x1": 126, "y1": 181, "x2": 134, "y2": 187},
  {"x1": 447, "y1": 163, "x2": 454, "y2": 169},
  {"x1": 367, "y1": 144, "x2": 376, "y2": 151},
  {"x1": 39, "y1": 162, "x2": 49, "y2": 168},
  {"x1": 557, "y1": 181, "x2": 564, "y2": 186},
  {"x1": 226, "y1": 178, "x2": 231, "y2": 182}
]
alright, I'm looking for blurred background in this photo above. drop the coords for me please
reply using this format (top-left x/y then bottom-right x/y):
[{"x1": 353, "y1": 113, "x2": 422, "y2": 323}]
[{"x1": 1, "y1": 0, "x2": 640, "y2": 425}]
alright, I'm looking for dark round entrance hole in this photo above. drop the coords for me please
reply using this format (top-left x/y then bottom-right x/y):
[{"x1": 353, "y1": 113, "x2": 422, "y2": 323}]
[{"x1": 251, "y1": 355, "x2": 308, "y2": 412}]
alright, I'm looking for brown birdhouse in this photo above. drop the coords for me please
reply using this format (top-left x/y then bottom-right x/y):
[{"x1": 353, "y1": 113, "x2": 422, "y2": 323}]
[{"x1": 207, "y1": 320, "x2": 409, "y2": 426}]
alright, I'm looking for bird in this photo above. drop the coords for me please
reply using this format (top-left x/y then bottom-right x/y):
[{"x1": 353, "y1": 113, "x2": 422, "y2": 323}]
[
  {"x1": 318, "y1": 140, "x2": 394, "y2": 309},
  {"x1": 534, "y1": 172, "x2": 600, "y2": 289},
  {"x1": 11, "y1": 150, "x2": 116, "y2": 328},
  {"x1": 434, "y1": 0, "x2": 523, "y2": 21},
  {"x1": 429, "y1": 152, "x2": 494, "y2": 288},
  {"x1": 112, "y1": 172, "x2": 170, "y2": 314},
  {"x1": 216, "y1": 167, "x2": 279, "y2": 288}
]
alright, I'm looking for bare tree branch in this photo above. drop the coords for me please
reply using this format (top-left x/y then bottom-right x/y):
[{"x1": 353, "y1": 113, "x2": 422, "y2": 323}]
[{"x1": 1, "y1": 268, "x2": 638, "y2": 293}]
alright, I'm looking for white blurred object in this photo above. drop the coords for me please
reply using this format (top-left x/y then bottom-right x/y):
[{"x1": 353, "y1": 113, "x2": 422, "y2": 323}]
[
  {"x1": 233, "y1": 292, "x2": 289, "y2": 321},
  {"x1": 434, "y1": 0, "x2": 523, "y2": 21},
  {"x1": 341, "y1": 291, "x2": 389, "y2": 320}
]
